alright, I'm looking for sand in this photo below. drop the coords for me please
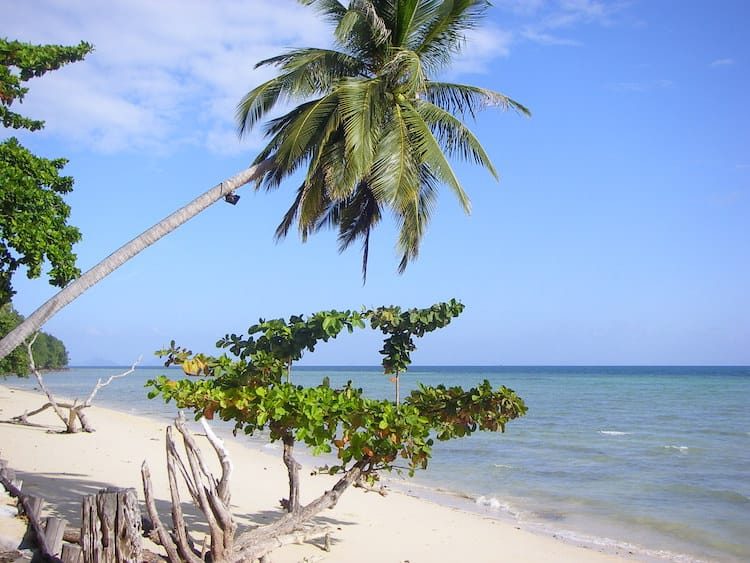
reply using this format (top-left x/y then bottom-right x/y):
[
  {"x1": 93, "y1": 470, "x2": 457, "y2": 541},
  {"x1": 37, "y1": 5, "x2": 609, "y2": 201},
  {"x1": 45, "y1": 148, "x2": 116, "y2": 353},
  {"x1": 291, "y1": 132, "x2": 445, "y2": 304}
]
[{"x1": 0, "y1": 384, "x2": 629, "y2": 562}]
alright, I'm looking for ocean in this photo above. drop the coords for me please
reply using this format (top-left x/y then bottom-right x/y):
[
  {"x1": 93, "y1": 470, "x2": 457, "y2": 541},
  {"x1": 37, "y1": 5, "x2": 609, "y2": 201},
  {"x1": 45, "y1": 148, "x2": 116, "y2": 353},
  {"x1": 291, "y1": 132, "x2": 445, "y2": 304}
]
[{"x1": 5, "y1": 365, "x2": 749, "y2": 562}]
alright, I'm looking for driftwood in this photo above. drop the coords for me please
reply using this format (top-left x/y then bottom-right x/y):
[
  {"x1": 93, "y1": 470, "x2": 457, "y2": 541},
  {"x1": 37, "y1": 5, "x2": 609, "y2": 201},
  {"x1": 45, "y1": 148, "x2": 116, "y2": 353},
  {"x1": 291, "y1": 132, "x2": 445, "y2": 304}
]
[
  {"x1": 0, "y1": 460, "x2": 159, "y2": 563},
  {"x1": 80, "y1": 488, "x2": 141, "y2": 562},
  {"x1": 142, "y1": 413, "x2": 235, "y2": 562},
  {"x1": 11, "y1": 338, "x2": 140, "y2": 433},
  {"x1": 141, "y1": 414, "x2": 372, "y2": 562},
  {"x1": 0, "y1": 458, "x2": 63, "y2": 562}
]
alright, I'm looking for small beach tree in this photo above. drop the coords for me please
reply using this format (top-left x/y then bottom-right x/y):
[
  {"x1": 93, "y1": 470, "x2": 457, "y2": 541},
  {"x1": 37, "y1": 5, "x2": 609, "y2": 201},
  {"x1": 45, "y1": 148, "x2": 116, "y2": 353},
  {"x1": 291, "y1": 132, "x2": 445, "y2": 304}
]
[
  {"x1": 145, "y1": 299, "x2": 526, "y2": 561},
  {"x1": 0, "y1": 0, "x2": 528, "y2": 360}
]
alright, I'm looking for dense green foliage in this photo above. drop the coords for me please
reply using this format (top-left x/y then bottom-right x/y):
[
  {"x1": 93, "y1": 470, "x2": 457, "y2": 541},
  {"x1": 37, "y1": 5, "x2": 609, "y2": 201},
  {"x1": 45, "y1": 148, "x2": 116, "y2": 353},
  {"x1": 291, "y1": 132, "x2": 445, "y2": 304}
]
[
  {"x1": 1, "y1": 38, "x2": 93, "y2": 130},
  {"x1": 148, "y1": 301, "x2": 526, "y2": 479},
  {"x1": 237, "y1": 0, "x2": 529, "y2": 277},
  {"x1": 0, "y1": 303, "x2": 26, "y2": 375},
  {"x1": 369, "y1": 299, "x2": 464, "y2": 375},
  {"x1": 0, "y1": 303, "x2": 68, "y2": 375},
  {"x1": 0, "y1": 38, "x2": 92, "y2": 304}
]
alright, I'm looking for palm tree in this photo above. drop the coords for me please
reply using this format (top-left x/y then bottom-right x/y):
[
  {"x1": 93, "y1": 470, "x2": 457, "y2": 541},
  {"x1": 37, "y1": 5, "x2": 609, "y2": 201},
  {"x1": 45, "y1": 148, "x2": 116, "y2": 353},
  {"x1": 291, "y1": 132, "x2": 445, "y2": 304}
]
[
  {"x1": 240, "y1": 0, "x2": 528, "y2": 278},
  {"x1": 0, "y1": 0, "x2": 528, "y2": 361}
]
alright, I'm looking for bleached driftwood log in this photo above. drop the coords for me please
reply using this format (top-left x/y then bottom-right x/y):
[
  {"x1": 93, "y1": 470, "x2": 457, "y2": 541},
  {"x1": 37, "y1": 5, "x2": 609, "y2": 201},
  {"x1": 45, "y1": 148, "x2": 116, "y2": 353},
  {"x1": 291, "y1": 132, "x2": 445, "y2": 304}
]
[
  {"x1": 10, "y1": 338, "x2": 140, "y2": 433},
  {"x1": 0, "y1": 457, "x2": 64, "y2": 562},
  {"x1": 142, "y1": 413, "x2": 236, "y2": 562},
  {"x1": 141, "y1": 414, "x2": 350, "y2": 562},
  {"x1": 80, "y1": 488, "x2": 142, "y2": 563}
]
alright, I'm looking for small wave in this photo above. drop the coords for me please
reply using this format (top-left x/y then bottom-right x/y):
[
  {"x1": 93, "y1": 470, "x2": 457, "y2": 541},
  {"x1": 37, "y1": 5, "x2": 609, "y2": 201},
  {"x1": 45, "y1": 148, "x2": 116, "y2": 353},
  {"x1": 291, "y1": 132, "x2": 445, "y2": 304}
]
[
  {"x1": 663, "y1": 445, "x2": 689, "y2": 453},
  {"x1": 493, "y1": 463, "x2": 514, "y2": 469},
  {"x1": 549, "y1": 528, "x2": 708, "y2": 563},
  {"x1": 263, "y1": 443, "x2": 280, "y2": 450},
  {"x1": 598, "y1": 430, "x2": 631, "y2": 436},
  {"x1": 473, "y1": 496, "x2": 522, "y2": 518},
  {"x1": 476, "y1": 495, "x2": 502, "y2": 509}
]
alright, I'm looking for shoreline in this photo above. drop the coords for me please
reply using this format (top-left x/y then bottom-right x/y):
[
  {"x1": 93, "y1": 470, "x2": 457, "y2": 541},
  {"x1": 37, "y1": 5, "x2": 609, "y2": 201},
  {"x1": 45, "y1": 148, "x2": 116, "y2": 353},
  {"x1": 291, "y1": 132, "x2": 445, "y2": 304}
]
[{"x1": 0, "y1": 384, "x2": 635, "y2": 562}]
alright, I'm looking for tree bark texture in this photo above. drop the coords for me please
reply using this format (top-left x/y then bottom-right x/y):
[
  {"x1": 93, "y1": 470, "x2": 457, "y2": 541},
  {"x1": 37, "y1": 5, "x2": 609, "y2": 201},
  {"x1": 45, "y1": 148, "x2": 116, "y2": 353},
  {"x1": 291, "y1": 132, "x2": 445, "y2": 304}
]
[
  {"x1": 0, "y1": 160, "x2": 271, "y2": 360},
  {"x1": 81, "y1": 488, "x2": 142, "y2": 563},
  {"x1": 234, "y1": 459, "x2": 366, "y2": 558},
  {"x1": 1, "y1": 460, "x2": 63, "y2": 562},
  {"x1": 282, "y1": 434, "x2": 301, "y2": 513}
]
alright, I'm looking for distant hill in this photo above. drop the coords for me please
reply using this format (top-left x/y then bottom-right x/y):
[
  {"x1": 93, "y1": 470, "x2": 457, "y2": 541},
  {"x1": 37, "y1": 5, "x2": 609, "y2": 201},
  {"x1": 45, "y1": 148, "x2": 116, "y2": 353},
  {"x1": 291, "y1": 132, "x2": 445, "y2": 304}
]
[{"x1": 0, "y1": 303, "x2": 69, "y2": 375}]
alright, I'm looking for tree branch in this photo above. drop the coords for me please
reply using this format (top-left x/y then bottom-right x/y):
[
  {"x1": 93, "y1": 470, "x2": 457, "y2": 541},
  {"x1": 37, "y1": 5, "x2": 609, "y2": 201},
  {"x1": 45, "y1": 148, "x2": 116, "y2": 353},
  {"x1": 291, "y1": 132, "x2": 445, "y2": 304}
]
[
  {"x1": 199, "y1": 416, "x2": 233, "y2": 505},
  {"x1": 26, "y1": 333, "x2": 68, "y2": 429},
  {"x1": 82, "y1": 356, "x2": 141, "y2": 406},
  {"x1": 140, "y1": 462, "x2": 181, "y2": 563},
  {"x1": 165, "y1": 426, "x2": 203, "y2": 563}
]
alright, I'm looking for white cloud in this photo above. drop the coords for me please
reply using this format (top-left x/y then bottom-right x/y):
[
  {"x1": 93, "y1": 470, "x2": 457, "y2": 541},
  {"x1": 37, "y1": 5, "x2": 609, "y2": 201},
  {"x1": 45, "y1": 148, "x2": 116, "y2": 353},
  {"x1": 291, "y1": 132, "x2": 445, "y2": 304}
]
[
  {"x1": 520, "y1": 29, "x2": 581, "y2": 46},
  {"x1": 710, "y1": 58, "x2": 735, "y2": 67},
  {"x1": 451, "y1": 26, "x2": 514, "y2": 75},
  {"x1": 607, "y1": 79, "x2": 674, "y2": 92},
  {"x1": 502, "y1": 0, "x2": 623, "y2": 47},
  {"x1": 3, "y1": 0, "x2": 332, "y2": 155},
  {"x1": 2, "y1": 0, "x2": 624, "y2": 154},
  {"x1": 494, "y1": 0, "x2": 548, "y2": 16}
]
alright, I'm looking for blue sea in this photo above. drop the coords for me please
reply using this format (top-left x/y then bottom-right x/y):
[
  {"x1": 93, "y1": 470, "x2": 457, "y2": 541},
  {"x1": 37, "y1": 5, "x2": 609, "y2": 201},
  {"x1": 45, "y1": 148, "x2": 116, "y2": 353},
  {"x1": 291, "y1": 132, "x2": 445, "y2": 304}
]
[{"x1": 6, "y1": 366, "x2": 749, "y2": 562}]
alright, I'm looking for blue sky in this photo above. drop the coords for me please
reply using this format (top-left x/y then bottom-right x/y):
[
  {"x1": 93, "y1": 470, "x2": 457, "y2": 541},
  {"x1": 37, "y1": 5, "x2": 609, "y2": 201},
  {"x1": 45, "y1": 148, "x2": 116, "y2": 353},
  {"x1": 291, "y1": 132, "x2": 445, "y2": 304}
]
[{"x1": 2, "y1": 0, "x2": 748, "y2": 366}]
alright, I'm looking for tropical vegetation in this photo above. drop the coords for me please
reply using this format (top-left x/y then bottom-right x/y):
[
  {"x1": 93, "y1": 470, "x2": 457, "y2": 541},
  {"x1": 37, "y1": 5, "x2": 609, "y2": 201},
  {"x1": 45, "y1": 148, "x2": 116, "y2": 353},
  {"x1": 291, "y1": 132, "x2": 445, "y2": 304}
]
[
  {"x1": 0, "y1": 38, "x2": 91, "y2": 306},
  {"x1": 239, "y1": 0, "x2": 529, "y2": 277},
  {"x1": 0, "y1": 303, "x2": 68, "y2": 375},
  {"x1": 146, "y1": 300, "x2": 526, "y2": 559}
]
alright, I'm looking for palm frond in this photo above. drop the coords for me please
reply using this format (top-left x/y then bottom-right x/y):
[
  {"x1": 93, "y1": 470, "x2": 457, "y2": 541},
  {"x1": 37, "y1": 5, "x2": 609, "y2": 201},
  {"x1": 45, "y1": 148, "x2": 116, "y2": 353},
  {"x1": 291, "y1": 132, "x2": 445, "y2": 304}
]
[
  {"x1": 338, "y1": 78, "x2": 385, "y2": 189},
  {"x1": 274, "y1": 94, "x2": 339, "y2": 172},
  {"x1": 381, "y1": 48, "x2": 426, "y2": 96},
  {"x1": 236, "y1": 79, "x2": 286, "y2": 137},
  {"x1": 237, "y1": 49, "x2": 365, "y2": 136},
  {"x1": 424, "y1": 81, "x2": 531, "y2": 118},
  {"x1": 255, "y1": 48, "x2": 367, "y2": 80},
  {"x1": 395, "y1": 164, "x2": 440, "y2": 273},
  {"x1": 415, "y1": 0, "x2": 490, "y2": 72},
  {"x1": 336, "y1": 0, "x2": 391, "y2": 49},
  {"x1": 299, "y1": 0, "x2": 348, "y2": 26},
  {"x1": 336, "y1": 182, "x2": 382, "y2": 281},
  {"x1": 254, "y1": 94, "x2": 339, "y2": 190},
  {"x1": 392, "y1": 0, "x2": 419, "y2": 47},
  {"x1": 416, "y1": 100, "x2": 497, "y2": 179},
  {"x1": 369, "y1": 102, "x2": 419, "y2": 205},
  {"x1": 274, "y1": 182, "x2": 306, "y2": 240},
  {"x1": 399, "y1": 99, "x2": 471, "y2": 213}
]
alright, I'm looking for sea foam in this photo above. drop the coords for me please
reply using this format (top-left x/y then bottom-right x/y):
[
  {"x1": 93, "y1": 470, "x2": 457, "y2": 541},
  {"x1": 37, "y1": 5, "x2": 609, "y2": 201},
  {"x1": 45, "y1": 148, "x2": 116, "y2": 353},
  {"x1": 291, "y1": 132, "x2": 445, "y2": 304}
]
[{"x1": 475, "y1": 495, "x2": 501, "y2": 509}]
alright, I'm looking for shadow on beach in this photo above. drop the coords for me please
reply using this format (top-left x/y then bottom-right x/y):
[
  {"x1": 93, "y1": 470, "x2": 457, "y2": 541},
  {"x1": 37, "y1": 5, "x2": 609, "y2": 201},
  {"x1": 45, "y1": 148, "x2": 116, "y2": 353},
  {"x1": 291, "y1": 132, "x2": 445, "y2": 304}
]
[{"x1": 12, "y1": 470, "x2": 356, "y2": 546}]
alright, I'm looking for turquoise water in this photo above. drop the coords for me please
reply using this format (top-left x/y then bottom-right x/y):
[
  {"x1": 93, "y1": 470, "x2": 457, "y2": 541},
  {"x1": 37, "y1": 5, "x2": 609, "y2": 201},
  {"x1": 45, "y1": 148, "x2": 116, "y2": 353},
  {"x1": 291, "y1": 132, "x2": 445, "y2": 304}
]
[{"x1": 7, "y1": 366, "x2": 749, "y2": 562}]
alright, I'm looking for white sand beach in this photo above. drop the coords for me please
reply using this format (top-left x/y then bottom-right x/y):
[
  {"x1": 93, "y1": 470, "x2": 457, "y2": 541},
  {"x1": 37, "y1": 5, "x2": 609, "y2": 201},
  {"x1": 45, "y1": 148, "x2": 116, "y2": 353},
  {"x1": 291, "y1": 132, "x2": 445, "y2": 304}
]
[{"x1": 0, "y1": 385, "x2": 629, "y2": 562}]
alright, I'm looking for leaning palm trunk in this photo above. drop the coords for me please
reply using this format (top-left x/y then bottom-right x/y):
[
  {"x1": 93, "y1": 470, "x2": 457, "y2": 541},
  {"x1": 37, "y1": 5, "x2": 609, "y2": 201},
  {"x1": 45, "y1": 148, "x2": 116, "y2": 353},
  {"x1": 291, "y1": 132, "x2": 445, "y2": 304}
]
[{"x1": 0, "y1": 160, "x2": 271, "y2": 360}]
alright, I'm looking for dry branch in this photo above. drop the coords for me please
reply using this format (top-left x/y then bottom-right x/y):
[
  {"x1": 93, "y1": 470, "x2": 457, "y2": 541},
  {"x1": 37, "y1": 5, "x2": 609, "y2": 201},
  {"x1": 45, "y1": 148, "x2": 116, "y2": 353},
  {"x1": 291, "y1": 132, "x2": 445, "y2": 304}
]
[
  {"x1": 11, "y1": 351, "x2": 140, "y2": 433},
  {"x1": 25, "y1": 334, "x2": 68, "y2": 428},
  {"x1": 140, "y1": 414, "x2": 367, "y2": 562}
]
